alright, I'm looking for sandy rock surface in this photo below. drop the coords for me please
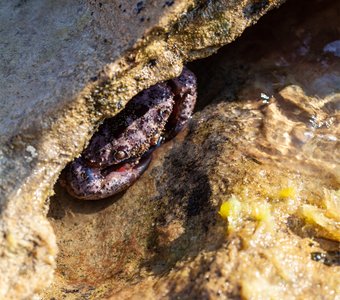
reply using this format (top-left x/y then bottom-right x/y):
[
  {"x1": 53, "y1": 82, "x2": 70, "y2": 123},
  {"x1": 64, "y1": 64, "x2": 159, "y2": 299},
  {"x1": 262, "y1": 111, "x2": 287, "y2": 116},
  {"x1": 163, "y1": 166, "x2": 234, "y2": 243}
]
[{"x1": 0, "y1": 0, "x2": 285, "y2": 298}]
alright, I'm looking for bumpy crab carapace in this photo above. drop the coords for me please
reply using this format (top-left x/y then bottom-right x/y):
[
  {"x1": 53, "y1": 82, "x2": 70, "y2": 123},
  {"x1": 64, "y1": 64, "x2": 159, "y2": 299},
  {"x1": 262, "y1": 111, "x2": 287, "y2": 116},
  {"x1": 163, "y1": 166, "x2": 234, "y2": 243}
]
[{"x1": 61, "y1": 67, "x2": 197, "y2": 200}]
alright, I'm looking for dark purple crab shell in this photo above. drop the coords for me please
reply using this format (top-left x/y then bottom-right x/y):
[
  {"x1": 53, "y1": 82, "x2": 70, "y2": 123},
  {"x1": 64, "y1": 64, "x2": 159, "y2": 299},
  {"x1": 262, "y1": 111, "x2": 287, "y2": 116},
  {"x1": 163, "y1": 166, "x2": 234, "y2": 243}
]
[{"x1": 61, "y1": 67, "x2": 197, "y2": 200}]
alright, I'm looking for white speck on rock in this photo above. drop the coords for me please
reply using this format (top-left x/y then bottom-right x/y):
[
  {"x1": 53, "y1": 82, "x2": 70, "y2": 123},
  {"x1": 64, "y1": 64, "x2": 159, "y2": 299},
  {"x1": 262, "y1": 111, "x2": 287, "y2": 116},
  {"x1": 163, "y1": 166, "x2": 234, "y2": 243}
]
[
  {"x1": 261, "y1": 93, "x2": 270, "y2": 100},
  {"x1": 25, "y1": 145, "x2": 38, "y2": 162}
]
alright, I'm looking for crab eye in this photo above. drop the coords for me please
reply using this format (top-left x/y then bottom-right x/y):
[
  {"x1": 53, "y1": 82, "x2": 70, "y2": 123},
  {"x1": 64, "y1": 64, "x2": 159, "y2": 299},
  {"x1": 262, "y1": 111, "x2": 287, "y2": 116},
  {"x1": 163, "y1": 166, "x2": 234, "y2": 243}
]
[
  {"x1": 160, "y1": 108, "x2": 171, "y2": 118},
  {"x1": 114, "y1": 150, "x2": 127, "y2": 161}
]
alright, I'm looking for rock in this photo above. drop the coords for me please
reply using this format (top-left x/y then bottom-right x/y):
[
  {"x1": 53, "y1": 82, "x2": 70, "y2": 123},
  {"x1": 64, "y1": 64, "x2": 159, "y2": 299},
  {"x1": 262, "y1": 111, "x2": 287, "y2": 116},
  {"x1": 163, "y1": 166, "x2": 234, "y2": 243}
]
[
  {"x1": 0, "y1": 0, "x2": 285, "y2": 298},
  {"x1": 46, "y1": 92, "x2": 339, "y2": 298},
  {"x1": 45, "y1": 0, "x2": 340, "y2": 298}
]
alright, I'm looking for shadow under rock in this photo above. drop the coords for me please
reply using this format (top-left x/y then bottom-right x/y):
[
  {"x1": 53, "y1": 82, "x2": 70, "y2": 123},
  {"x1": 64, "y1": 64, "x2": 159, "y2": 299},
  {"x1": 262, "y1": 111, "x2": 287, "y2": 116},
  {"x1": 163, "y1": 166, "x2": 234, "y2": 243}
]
[
  {"x1": 142, "y1": 121, "x2": 228, "y2": 276},
  {"x1": 48, "y1": 182, "x2": 125, "y2": 219}
]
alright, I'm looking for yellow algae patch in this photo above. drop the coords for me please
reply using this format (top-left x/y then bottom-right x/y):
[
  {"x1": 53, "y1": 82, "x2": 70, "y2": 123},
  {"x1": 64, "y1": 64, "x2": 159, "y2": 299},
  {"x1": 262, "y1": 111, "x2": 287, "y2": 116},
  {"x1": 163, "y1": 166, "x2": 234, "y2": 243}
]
[
  {"x1": 300, "y1": 189, "x2": 340, "y2": 242},
  {"x1": 250, "y1": 201, "x2": 272, "y2": 223},
  {"x1": 218, "y1": 195, "x2": 241, "y2": 220},
  {"x1": 278, "y1": 186, "x2": 296, "y2": 199},
  {"x1": 218, "y1": 195, "x2": 242, "y2": 231},
  {"x1": 219, "y1": 194, "x2": 274, "y2": 233},
  {"x1": 217, "y1": 168, "x2": 304, "y2": 235},
  {"x1": 217, "y1": 166, "x2": 339, "y2": 243},
  {"x1": 323, "y1": 189, "x2": 340, "y2": 220}
]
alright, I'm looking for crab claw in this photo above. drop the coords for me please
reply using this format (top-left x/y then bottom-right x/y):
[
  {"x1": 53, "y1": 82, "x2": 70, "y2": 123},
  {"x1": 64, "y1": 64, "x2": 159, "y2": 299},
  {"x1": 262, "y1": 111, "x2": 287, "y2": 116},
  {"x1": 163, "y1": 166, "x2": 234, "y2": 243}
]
[{"x1": 61, "y1": 155, "x2": 151, "y2": 200}]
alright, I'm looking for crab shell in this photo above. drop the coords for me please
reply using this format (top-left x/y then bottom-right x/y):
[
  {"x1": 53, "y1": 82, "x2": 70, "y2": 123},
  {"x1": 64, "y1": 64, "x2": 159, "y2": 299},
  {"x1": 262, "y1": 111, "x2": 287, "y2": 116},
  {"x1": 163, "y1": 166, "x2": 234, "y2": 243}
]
[{"x1": 61, "y1": 67, "x2": 197, "y2": 200}]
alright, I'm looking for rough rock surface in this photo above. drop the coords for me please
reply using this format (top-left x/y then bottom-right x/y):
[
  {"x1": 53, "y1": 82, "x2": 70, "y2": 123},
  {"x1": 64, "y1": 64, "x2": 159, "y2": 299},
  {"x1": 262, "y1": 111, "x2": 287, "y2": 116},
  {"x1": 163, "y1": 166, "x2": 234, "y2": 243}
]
[
  {"x1": 0, "y1": 0, "x2": 285, "y2": 298},
  {"x1": 45, "y1": 0, "x2": 339, "y2": 299}
]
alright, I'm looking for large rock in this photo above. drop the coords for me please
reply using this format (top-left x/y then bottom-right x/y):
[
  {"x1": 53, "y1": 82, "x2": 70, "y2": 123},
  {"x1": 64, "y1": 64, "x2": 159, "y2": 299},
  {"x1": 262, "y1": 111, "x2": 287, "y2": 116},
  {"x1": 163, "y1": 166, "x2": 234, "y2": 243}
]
[
  {"x1": 0, "y1": 0, "x2": 285, "y2": 298},
  {"x1": 45, "y1": 0, "x2": 339, "y2": 299}
]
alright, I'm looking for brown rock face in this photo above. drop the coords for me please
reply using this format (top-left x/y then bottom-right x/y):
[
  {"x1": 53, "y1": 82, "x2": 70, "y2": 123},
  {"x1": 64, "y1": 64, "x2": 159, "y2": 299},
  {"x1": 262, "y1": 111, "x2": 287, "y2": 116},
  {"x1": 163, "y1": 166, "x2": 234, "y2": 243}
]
[
  {"x1": 0, "y1": 0, "x2": 285, "y2": 298},
  {"x1": 45, "y1": 0, "x2": 339, "y2": 299}
]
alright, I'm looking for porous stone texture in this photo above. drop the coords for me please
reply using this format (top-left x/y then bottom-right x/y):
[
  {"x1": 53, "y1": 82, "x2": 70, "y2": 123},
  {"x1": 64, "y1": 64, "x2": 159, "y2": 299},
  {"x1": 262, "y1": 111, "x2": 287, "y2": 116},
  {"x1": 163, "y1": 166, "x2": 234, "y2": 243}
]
[
  {"x1": 0, "y1": 0, "x2": 284, "y2": 298},
  {"x1": 45, "y1": 0, "x2": 339, "y2": 299}
]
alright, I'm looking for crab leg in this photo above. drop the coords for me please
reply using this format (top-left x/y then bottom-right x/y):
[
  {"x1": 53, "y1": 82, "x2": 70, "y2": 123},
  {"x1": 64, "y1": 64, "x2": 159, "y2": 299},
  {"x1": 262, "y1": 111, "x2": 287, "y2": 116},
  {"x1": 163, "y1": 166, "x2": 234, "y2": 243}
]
[{"x1": 165, "y1": 67, "x2": 197, "y2": 139}]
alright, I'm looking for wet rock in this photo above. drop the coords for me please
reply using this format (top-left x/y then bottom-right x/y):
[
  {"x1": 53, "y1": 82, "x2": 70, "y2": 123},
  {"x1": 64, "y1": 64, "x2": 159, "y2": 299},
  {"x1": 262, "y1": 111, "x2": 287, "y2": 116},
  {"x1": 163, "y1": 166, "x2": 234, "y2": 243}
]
[
  {"x1": 0, "y1": 0, "x2": 285, "y2": 298},
  {"x1": 45, "y1": 0, "x2": 339, "y2": 298},
  {"x1": 47, "y1": 93, "x2": 339, "y2": 299}
]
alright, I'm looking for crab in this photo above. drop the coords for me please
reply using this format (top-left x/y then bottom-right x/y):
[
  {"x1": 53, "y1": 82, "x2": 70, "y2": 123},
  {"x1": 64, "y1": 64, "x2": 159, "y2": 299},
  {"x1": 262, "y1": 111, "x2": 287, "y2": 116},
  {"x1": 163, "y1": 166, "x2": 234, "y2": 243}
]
[{"x1": 62, "y1": 67, "x2": 197, "y2": 200}]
